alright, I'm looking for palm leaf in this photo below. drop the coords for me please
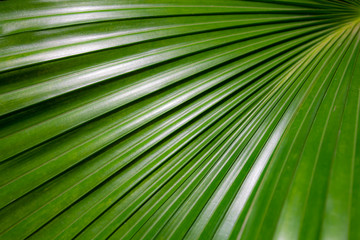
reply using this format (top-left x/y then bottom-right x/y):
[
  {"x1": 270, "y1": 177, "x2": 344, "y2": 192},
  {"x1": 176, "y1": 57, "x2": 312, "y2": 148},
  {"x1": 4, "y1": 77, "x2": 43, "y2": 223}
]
[{"x1": 0, "y1": 0, "x2": 359, "y2": 239}]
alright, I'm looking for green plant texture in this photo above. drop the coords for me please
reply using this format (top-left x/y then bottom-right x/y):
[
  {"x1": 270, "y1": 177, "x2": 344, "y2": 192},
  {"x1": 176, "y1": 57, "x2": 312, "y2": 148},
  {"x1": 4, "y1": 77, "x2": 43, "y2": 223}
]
[{"x1": 0, "y1": 0, "x2": 359, "y2": 239}]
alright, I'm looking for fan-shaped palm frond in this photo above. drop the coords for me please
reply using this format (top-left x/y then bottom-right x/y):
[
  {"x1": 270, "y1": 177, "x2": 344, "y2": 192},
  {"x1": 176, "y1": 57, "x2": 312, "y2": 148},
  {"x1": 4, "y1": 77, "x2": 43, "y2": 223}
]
[{"x1": 0, "y1": 0, "x2": 359, "y2": 239}]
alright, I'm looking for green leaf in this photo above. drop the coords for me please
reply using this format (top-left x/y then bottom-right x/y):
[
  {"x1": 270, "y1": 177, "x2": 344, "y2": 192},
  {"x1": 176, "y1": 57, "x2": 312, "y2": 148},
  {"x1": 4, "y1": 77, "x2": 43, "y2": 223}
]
[{"x1": 0, "y1": 0, "x2": 359, "y2": 239}]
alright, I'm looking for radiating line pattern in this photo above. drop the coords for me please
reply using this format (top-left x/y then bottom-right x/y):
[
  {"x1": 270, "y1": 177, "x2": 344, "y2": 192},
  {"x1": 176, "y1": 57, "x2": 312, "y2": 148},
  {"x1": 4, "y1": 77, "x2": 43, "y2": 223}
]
[{"x1": 0, "y1": 0, "x2": 359, "y2": 239}]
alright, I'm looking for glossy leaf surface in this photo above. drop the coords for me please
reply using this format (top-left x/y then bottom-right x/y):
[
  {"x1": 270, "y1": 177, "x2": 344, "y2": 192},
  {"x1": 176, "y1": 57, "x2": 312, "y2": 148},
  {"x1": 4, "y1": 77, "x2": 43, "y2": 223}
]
[{"x1": 0, "y1": 0, "x2": 359, "y2": 239}]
